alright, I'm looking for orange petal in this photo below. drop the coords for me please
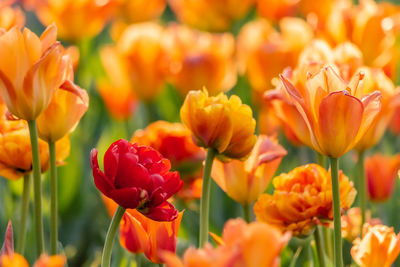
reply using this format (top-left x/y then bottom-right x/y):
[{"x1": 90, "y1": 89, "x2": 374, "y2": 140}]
[{"x1": 318, "y1": 91, "x2": 363, "y2": 157}]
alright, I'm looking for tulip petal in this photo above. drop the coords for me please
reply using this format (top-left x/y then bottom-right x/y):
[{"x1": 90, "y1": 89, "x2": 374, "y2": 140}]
[
  {"x1": 119, "y1": 213, "x2": 146, "y2": 254},
  {"x1": 141, "y1": 201, "x2": 179, "y2": 221},
  {"x1": 40, "y1": 24, "x2": 57, "y2": 53},
  {"x1": 318, "y1": 91, "x2": 363, "y2": 157},
  {"x1": 0, "y1": 221, "x2": 13, "y2": 256},
  {"x1": 109, "y1": 187, "x2": 142, "y2": 209},
  {"x1": 90, "y1": 149, "x2": 115, "y2": 197}
]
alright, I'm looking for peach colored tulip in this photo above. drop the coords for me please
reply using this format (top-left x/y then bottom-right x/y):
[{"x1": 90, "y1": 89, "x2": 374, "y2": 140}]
[
  {"x1": 180, "y1": 89, "x2": 256, "y2": 160},
  {"x1": 0, "y1": 253, "x2": 66, "y2": 267},
  {"x1": 163, "y1": 218, "x2": 290, "y2": 267},
  {"x1": 0, "y1": 25, "x2": 70, "y2": 121},
  {"x1": 212, "y1": 135, "x2": 286, "y2": 204},
  {"x1": 254, "y1": 164, "x2": 356, "y2": 236},
  {"x1": 168, "y1": 0, "x2": 255, "y2": 32},
  {"x1": 37, "y1": 81, "x2": 88, "y2": 142},
  {"x1": 351, "y1": 224, "x2": 400, "y2": 267},
  {"x1": 341, "y1": 207, "x2": 381, "y2": 242},
  {"x1": 365, "y1": 154, "x2": 400, "y2": 202},
  {"x1": 163, "y1": 24, "x2": 236, "y2": 96},
  {"x1": 279, "y1": 65, "x2": 381, "y2": 158},
  {"x1": 256, "y1": 0, "x2": 298, "y2": 21}
]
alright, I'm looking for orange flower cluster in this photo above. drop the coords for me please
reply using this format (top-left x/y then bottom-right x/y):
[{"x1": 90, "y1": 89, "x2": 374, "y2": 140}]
[
  {"x1": 103, "y1": 196, "x2": 182, "y2": 264},
  {"x1": 351, "y1": 223, "x2": 400, "y2": 267},
  {"x1": 212, "y1": 135, "x2": 286, "y2": 204},
  {"x1": 131, "y1": 121, "x2": 205, "y2": 200},
  {"x1": 163, "y1": 218, "x2": 290, "y2": 267},
  {"x1": 168, "y1": 0, "x2": 256, "y2": 32},
  {"x1": 1, "y1": 253, "x2": 65, "y2": 267},
  {"x1": 254, "y1": 164, "x2": 356, "y2": 236},
  {"x1": 180, "y1": 89, "x2": 256, "y2": 160}
]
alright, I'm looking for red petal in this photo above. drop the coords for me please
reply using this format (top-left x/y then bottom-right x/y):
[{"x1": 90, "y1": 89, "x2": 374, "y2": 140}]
[
  {"x1": 109, "y1": 187, "x2": 143, "y2": 209},
  {"x1": 0, "y1": 221, "x2": 14, "y2": 256},
  {"x1": 141, "y1": 201, "x2": 179, "y2": 222},
  {"x1": 90, "y1": 149, "x2": 115, "y2": 197}
]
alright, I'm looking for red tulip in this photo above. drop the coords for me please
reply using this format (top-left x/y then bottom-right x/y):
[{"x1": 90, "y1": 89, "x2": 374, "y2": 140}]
[{"x1": 90, "y1": 139, "x2": 183, "y2": 221}]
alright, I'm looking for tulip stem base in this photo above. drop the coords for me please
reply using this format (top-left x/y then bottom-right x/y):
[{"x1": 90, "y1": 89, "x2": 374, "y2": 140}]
[
  {"x1": 102, "y1": 205, "x2": 125, "y2": 267},
  {"x1": 199, "y1": 148, "x2": 216, "y2": 247},
  {"x1": 329, "y1": 157, "x2": 343, "y2": 267},
  {"x1": 314, "y1": 226, "x2": 326, "y2": 267},
  {"x1": 49, "y1": 141, "x2": 58, "y2": 255},
  {"x1": 357, "y1": 151, "x2": 366, "y2": 230},
  {"x1": 16, "y1": 174, "x2": 31, "y2": 254},
  {"x1": 242, "y1": 203, "x2": 251, "y2": 223},
  {"x1": 28, "y1": 120, "x2": 44, "y2": 256}
]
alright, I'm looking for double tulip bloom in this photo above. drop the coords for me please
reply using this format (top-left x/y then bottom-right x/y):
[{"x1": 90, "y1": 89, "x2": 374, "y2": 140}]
[
  {"x1": 90, "y1": 139, "x2": 183, "y2": 221},
  {"x1": 163, "y1": 218, "x2": 290, "y2": 267},
  {"x1": 212, "y1": 135, "x2": 286, "y2": 204},
  {"x1": 103, "y1": 196, "x2": 183, "y2": 264},
  {"x1": 180, "y1": 89, "x2": 256, "y2": 160},
  {"x1": 351, "y1": 224, "x2": 400, "y2": 267},
  {"x1": 254, "y1": 164, "x2": 356, "y2": 236}
]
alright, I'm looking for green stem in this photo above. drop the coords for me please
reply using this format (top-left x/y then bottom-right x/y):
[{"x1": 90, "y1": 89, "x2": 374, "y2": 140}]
[
  {"x1": 314, "y1": 226, "x2": 326, "y2": 267},
  {"x1": 317, "y1": 153, "x2": 326, "y2": 168},
  {"x1": 16, "y1": 174, "x2": 31, "y2": 254},
  {"x1": 329, "y1": 157, "x2": 343, "y2": 267},
  {"x1": 357, "y1": 151, "x2": 366, "y2": 230},
  {"x1": 199, "y1": 148, "x2": 216, "y2": 247},
  {"x1": 27, "y1": 120, "x2": 44, "y2": 256},
  {"x1": 49, "y1": 141, "x2": 58, "y2": 255},
  {"x1": 102, "y1": 206, "x2": 125, "y2": 267},
  {"x1": 242, "y1": 203, "x2": 251, "y2": 223},
  {"x1": 323, "y1": 227, "x2": 333, "y2": 260}
]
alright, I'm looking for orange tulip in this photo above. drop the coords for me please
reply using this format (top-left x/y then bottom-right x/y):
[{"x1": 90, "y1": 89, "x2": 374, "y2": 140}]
[
  {"x1": 131, "y1": 121, "x2": 205, "y2": 200},
  {"x1": 0, "y1": 253, "x2": 28, "y2": 267},
  {"x1": 236, "y1": 18, "x2": 313, "y2": 98},
  {"x1": 354, "y1": 68, "x2": 400, "y2": 151},
  {"x1": 115, "y1": 0, "x2": 166, "y2": 23},
  {"x1": 0, "y1": 25, "x2": 71, "y2": 121},
  {"x1": 0, "y1": 2, "x2": 25, "y2": 30},
  {"x1": 168, "y1": 0, "x2": 255, "y2": 32},
  {"x1": 103, "y1": 196, "x2": 183, "y2": 264},
  {"x1": 98, "y1": 46, "x2": 136, "y2": 120},
  {"x1": 163, "y1": 24, "x2": 236, "y2": 96},
  {"x1": 33, "y1": 0, "x2": 118, "y2": 41},
  {"x1": 180, "y1": 89, "x2": 256, "y2": 160},
  {"x1": 254, "y1": 164, "x2": 356, "y2": 236},
  {"x1": 365, "y1": 154, "x2": 400, "y2": 202},
  {"x1": 0, "y1": 101, "x2": 70, "y2": 180},
  {"x1": 279, "y1": 65, "x2": 381, "y2": 158},
  {"x1": 341, "y1": 207, "x2": 381, "y2": 242},
  {"x1": 212, "y1": 135, "x2": 286, "y2": 204},
  {"x1": 351, "y1": 223, "x2": 400, "y2": 267},
  {"x1": 36, "y1": 48, "x2": 88, "y2": 142},
  {"x1": 390, "y1": 106, "x2": 400, "y2": 134},
  {"x1": 163, "y1": 218, "x2": 290, "y2": 267},
  {"x1": 112, "y1": 22, "x2": 167, "y2": 101}
]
